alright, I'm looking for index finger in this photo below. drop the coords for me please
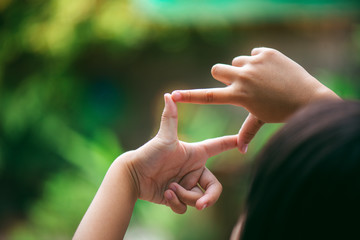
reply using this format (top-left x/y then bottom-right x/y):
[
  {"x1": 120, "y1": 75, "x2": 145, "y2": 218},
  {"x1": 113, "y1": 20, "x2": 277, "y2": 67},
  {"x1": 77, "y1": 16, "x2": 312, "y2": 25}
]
[
  {"x1": 171, "y1": 87, "x2": 233, "y2": 104},
  {"x1": 196, "y1": 134, "x2": 238, "y2": 157}
]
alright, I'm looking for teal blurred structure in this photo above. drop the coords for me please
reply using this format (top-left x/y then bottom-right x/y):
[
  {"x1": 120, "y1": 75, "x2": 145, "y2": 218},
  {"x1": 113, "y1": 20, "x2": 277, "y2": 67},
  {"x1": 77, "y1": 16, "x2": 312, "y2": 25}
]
[{"x1": 135, "y1": 0, "x2": 360, "y2": 24}]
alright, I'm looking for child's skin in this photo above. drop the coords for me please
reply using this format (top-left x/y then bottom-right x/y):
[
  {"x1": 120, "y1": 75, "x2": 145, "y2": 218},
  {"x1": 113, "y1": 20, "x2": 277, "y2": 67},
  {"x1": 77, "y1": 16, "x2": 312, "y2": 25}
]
[
  {"x1": 74, "y1": 94, "x2": 238, "y2": 240},
  {"x1": 171, "y1": 47, "x2": 340, "y2": 153},
  {"x1": 74, "y1": 47, "x2": 341, "y2": 240}
]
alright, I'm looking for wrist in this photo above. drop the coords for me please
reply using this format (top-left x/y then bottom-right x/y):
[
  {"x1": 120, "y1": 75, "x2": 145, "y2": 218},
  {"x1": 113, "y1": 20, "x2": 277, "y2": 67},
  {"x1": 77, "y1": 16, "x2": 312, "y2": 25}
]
[
  {"x1": 113, "y1": 151, "x2": 141, "y2": 198},
  {"x1": 311, "y1": 81, "x2": 341, "y2": 103},
  {"x1": 298, "y1": 76, "x2": 340, "y2": 109}
]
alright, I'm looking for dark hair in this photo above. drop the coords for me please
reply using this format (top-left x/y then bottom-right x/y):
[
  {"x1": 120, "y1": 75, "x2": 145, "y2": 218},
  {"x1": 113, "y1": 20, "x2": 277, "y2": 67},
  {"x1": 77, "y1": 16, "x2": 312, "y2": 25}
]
[{"x1": 240, "y1": 100, "x2": 360, "y2": 240}]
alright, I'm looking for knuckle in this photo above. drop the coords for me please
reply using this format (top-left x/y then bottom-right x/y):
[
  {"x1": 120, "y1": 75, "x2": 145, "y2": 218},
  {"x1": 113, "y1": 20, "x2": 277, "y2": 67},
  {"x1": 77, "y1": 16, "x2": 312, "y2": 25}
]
[
  {"x1": 262, "y1": 48, "x2": 278, "y2": 58},
  {"x1": 247, "y1": 66, "x2": 257, "y2": 79},
  {"x1": 184, "y1": 90, "x2": 192, "y2": 101},
  {"x1": 248, "y1": 55, "x2": 261, "y2": 65},
  {"x1": 237, "y1": 65, "x2": 254, "y2": 80},
  {"x1": 161, "y1": 114, "x2": 167, "y2": 121},
  {"x1": 255, "y1": 118, "x2": 265, "y2": 127},
  {"x1": 244, "y1": 131, "x2": 256, "y2": 139},
  {"x1": 219, "y1": 139, "x2": 228, "y2": 152},
  {"x1": 251, "y1": 47, "x2": 264, "y2": 56},
  {"x1": 205, "y1": 90, "x2": 214, "y2": 103},
  {"x1": 228, "y1": 84, "x2": 246, "y2": 102},
  {"x1": 161, "y1": 112, "x2": 177, "y2": 122}
]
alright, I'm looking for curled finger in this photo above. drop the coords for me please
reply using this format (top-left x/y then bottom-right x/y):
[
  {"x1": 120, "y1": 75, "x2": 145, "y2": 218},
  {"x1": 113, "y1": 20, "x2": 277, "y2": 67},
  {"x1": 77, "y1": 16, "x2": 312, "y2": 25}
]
[
  {"x1": 196, "y1": 168, "x2": 223, "y2": 210},
  {"x1": 164, "y1": 189, "x2": 187, "y2": 214},
  {"x1": 232, "y1": 56, "x2": 252, "y2": 67},
  {"x1": 211, "y1": 64, "x2": 241, "y2": 85},
  {"x1": 237, "y1": 113, "x2": 264, "y2": 154},
  {"x1": 168, "y1": 182, "x2": 204, "y2": 207}
]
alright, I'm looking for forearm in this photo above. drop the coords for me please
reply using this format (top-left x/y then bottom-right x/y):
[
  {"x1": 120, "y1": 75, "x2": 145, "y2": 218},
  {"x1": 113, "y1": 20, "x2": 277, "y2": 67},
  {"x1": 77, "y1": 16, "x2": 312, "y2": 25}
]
[{"x1": 74, "y1": 152, "x2": 138, "y2": 240}]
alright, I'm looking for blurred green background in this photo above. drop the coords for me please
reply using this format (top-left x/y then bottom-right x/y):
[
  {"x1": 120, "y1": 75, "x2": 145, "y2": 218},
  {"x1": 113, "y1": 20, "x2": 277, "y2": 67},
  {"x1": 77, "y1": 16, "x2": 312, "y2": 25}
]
[{"x1": 1, "y1": 0, "x2": 359, "y2": 239}]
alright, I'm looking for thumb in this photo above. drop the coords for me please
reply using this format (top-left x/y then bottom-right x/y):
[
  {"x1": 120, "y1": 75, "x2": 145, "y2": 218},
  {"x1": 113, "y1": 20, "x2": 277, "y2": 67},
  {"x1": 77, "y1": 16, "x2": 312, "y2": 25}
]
[
  {"x1": 238, "y1": 113, "x2": 264, "y2": 154},
  {"x1": 157, "y1": 93, "x2": 178, "y2": 141}
]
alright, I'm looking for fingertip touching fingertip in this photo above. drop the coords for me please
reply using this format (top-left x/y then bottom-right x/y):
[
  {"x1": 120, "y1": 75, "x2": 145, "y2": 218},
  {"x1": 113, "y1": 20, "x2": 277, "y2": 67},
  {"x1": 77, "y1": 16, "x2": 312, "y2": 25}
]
[
  {"x1": 164, "y1": 92, "x2": 171, "y2": 99},
  {"x1": 164, "y1": 93, "x2": 176, "y2": 106},
  {"x1": 171, "y1": 91, "x2": 181, "y2": 102}
]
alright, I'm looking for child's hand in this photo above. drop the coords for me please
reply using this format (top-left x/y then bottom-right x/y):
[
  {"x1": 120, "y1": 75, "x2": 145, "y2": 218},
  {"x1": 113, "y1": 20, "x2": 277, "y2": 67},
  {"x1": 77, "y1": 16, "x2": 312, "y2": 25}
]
[
  {"x1": 171, "y1": 47, "x2": 340, "y2": 153},
  {"x1": 122, "y1": 94, "x2": 238, "y2": 213}
]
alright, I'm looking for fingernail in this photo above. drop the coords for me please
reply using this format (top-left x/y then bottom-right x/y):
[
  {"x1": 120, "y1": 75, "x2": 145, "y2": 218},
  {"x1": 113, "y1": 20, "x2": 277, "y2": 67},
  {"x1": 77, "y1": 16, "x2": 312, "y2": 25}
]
[
  {"x1": 201, "y1": 204, "x2": 207, "y2": 210},
  {"x1": 165, "y1": 191, "x2": 173, "y2": 200},
  {"x1": 241, "y1": 144, "x2": 248, "y2": 154},
  {"x1": 171, "y1": 91, "x2": 181, "y2": 102},
  {"x1": 169, "y1": 184, "x2": 176, "y2": 192}
]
